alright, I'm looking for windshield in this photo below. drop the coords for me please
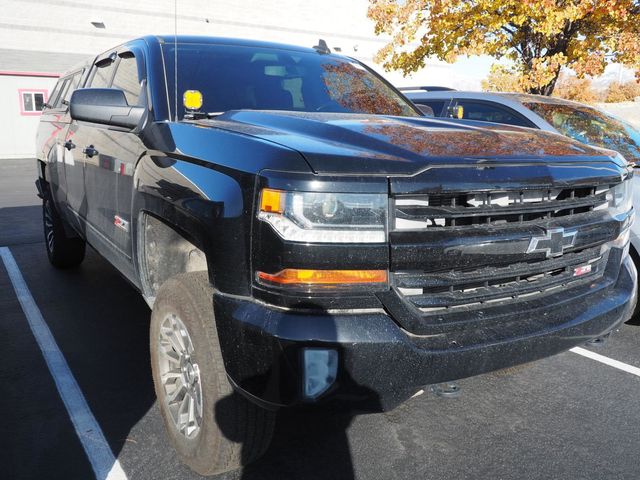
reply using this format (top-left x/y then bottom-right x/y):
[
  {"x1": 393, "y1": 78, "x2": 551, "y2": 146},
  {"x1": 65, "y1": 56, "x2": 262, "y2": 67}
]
[
  {"x1": 161, "y1": 43, "x2": 418, "y2": 119},
  {"x1": 523, "y1": 101, "x2": 640, "y2": 162}
]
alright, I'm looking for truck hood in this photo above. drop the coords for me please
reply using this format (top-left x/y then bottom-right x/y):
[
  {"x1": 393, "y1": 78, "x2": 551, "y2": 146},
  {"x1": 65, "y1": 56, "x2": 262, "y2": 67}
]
[{"x1": 198, "y1": 110, "x2": 617, "y2": 175}]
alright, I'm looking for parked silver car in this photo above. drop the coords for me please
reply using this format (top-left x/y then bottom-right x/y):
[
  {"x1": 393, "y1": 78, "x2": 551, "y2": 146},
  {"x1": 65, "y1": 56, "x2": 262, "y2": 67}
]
[
  {"x1": 404, "y1": 90, "x2": 640, "y2": 161},
  {"x1": 404, "y1": 89, "x2": 640, "y2": 322}
]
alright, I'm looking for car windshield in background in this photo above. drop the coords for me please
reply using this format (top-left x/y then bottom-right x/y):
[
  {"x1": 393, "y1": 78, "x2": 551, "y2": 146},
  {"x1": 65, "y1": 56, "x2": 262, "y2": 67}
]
[
  {"x1": 524, "y1": 101, "x2": 640, "y2": 162},
  {"x1": 162, "y1": 43, "x2": 418, "y2": 119}
]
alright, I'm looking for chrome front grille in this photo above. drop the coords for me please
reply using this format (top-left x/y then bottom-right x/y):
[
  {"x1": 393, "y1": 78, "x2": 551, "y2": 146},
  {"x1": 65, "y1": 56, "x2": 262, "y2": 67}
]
[{"x1": 394, "y1": 186, "x2": 610, "y2": 230}]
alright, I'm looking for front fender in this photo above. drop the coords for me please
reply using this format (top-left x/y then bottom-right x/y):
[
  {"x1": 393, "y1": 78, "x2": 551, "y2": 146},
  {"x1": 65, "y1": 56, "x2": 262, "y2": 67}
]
[{"x1": 133, "y1": 155, "x2": 255, "y2": 296}]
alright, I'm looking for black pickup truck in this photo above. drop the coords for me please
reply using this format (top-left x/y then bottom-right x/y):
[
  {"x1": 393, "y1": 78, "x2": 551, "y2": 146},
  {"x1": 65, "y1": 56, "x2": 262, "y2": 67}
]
[{"x1": 36, "y1": 35, "x2": 636, "y2": 475}]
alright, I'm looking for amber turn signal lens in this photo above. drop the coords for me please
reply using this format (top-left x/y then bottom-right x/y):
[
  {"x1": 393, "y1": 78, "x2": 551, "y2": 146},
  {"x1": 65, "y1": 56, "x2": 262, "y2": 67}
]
[
  {"x1": 260, "y1": 188, "x2": 284, "y2": 214},
  {"x1": 257, "y1": 269, "x2": 388, "y2": 285}
]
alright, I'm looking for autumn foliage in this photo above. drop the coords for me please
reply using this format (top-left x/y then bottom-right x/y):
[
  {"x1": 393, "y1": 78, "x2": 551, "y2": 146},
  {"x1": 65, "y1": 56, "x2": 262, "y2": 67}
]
[
  {"x1": 552, "y1": 75, "x2": 598, "y2": 103},
  {"x1": 368, "y1": 0, "x2": 640, "y2": 95},
  {"x1": 361, "y1": 121, "x2": 594, "y2": 158},
  {"x1": 321, "y1": 62, "x2": 407, "y2": 115},
  {"x1": 482, "y1": 68, "x2": 599, "y2": 103},
  {"x1": 483, "y1": 69, "x2": 640, "y2": 103},
  {"x1": 604, "y1": 80, "x2": 640, "y2": 102},
  {"x1": 481, "y1": 65, "x2": 527, "y2": 93}
]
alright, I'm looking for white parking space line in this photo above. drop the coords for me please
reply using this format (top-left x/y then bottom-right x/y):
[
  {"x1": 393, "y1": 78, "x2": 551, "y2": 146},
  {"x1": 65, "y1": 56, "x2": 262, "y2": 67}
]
[
  {"x1": 0, "y1": 247, "x2": 128, "y2": 480},
  {"x1": 571, "y1": 346, "x2": 640, "y2": 377}
]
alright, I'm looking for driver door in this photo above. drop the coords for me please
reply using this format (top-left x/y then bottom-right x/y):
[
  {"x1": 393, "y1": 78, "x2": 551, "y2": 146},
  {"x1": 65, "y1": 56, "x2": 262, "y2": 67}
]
[{"x1": 69, "y1": 44, "x2": 147, "y2": 264}]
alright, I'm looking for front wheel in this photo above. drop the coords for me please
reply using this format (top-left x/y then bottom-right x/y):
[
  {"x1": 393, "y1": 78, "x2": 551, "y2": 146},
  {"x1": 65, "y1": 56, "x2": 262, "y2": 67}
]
[
  {"x1": 43, "y1": 194, "x2": 85, "y2": 268},
  {"x1": 626, "y1": 248, "x2": 640, "y2": 325},
  {"x1": 150, "y1": 272, "x2": 275, "y2": 476}
]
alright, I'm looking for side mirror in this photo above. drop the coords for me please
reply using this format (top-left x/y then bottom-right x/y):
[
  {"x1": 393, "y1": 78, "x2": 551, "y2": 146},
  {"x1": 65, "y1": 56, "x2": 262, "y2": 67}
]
[{"x1": 70, "y1": 88, "x2": 144, "y2": 130}]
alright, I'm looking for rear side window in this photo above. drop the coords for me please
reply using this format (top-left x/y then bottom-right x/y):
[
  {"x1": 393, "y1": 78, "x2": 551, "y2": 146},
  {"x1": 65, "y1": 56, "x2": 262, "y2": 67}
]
[
  {"x1": 47, "y1": 80, "x2": 64, "y2": 108},
  {"x1": 52, "y1": 78, "x2": 70, "y2": 108},
  {"x1": 62, "y1": 72, "x2": 82, "y2": 105},
  {"x1": 90, "y1": 58, "x2": 117, "y2": 88},
  {"x1": 45, "y1": 71, "x2": 83, "y2": 109},
  {"x1": 452, "y1": 100, "x2": 533, "y2": 127},
  {"x1": 111, "y1": 55, "x2": 142, "y2": 106}
]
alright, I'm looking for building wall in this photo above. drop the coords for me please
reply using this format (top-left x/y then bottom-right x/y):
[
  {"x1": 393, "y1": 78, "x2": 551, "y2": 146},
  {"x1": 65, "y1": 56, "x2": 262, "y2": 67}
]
[
  {"x1": 0, "y1": 0, "x2": 463, "y2": 157},
  {"x1": 0, "y1": 0, "x2": 385, "y2": 62},
  {"x1": 0, "y1": 0, "x2": 461, "y2": 84},
  {"x1": 1, "y1": 74, "x2": 58, "y2": 158}
]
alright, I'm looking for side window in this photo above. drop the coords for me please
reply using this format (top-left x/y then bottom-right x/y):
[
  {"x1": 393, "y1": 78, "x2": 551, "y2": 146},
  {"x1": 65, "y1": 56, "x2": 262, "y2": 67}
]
[
  {"x1": 452, "y1": 100, "x2": 533, "y2": 128},
  {"x1": 57, "y1": 80, "x2": 72, "y2": 106},
  {"x1": 44, "y1": 69, "x2": 84, "y2": 110},
  {"x1": 47, "y1": 80, "x2": 64, "y2": 108},
  {"x1": 90, "y1": 58, "x2": 117, "y2": 88},
  {"x1": 416, "y1": 100, "x2": 447, "y2": 116},
  {"x1": 111, "y1": 55, "x2": 142, "y2": 106},
  {"x1": 62, "y1": 72, "x2": 82, "y2": 105}
]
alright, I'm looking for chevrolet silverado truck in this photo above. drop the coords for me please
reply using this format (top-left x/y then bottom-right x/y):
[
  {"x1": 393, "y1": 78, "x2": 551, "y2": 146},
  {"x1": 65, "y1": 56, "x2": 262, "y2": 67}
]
[{"x1": 35, "y1": 36, "x2": 637, "y2": 476}]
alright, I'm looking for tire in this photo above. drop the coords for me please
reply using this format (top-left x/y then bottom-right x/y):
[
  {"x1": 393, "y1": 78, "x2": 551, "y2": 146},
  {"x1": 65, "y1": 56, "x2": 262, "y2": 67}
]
[
  {"x1": 627, "y1": 287, "x2": 640, "y2": 325},
  {"x1": 626, "y1": 248, "x2": 640, "y2": 325},
  {"x1": 43, "y1": 193, "x2": 85, "y2": 268},
  {"x1": 150, "y1": 272, "x2": 275, "y2": 476}
]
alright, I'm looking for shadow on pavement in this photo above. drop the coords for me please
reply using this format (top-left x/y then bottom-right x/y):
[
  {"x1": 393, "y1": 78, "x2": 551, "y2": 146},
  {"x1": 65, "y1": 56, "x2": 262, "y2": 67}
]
[
  {"x1": 5, "y1": 240, "x2": 157, "y2": 478},
  {"x1": 6, "y1": 225, "x2": 371, "y2": 480},
  {"x1": 0, "y1": 205, "x2": 43, "y2": 246},
  {"x1": 240, "y1": 408, "x2": 360, "y2": 480},
  {"x1": 214, "y1": 309, "x2": 383, "y2": 480}
]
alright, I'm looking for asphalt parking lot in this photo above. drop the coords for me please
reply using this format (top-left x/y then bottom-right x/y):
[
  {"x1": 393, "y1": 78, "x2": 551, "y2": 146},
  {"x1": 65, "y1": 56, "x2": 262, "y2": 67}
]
[{"x1": 1, "y1": 157, "x2": 640, "y2": 480}]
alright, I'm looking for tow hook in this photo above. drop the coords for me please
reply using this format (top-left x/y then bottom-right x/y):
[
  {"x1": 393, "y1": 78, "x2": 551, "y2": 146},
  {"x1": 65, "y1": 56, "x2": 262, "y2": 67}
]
[
  {"x1": 430, "y1": 382, "x2": 461, "y2": 398},
  {"x1": 587, "y1": 332, "x2": 611, "y2": 348}
]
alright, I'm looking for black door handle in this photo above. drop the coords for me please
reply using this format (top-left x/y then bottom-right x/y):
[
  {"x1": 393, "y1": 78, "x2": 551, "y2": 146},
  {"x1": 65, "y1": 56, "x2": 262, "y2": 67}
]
[
  {"x1": 64, "y1": 140, "x2": 75, "y2": 150},
  {"x1": 83, "y1": 145, "x2": 99, "y2": 158}
]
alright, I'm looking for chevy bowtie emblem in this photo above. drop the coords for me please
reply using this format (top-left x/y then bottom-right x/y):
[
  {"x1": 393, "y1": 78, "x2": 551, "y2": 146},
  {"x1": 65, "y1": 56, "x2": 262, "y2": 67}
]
[{"x1": 527, "y1": 228, "x2": 577, "y2": 258}]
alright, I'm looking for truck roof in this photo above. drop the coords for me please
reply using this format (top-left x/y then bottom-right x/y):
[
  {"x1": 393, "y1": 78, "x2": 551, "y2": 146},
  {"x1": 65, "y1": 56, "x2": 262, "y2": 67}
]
[
  {"x1": 148, "y1": 35, "x2": 321, "y2": 55},
  {"x1": 57, "y1": 35, "x2": 346, "y2": 79}
]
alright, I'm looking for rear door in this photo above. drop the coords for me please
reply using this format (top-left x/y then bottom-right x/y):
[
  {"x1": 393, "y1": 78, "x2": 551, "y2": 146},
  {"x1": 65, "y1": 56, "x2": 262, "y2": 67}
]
[
  {"x1": 57, "y1": 69, "x2": 87, "y2": 226},
  {"x1": 36, "y1": 76, "x2": 68, "y2": 206},
  {"x1": 36, "y1": 70, "x2": 84, "y2": 218}
]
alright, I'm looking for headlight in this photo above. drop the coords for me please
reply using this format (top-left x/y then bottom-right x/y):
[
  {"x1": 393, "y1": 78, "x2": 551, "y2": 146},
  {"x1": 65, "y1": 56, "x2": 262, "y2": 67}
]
[
  {"x1": 608, "y1": 180, "x2": 633, "y2": 218},
  {"x1": 258, "y1": 188, "x2": 387, "y2": 243}
]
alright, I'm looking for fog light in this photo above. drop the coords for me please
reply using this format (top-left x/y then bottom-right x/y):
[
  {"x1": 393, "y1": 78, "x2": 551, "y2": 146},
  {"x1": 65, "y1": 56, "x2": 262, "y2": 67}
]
[{"x1": 303, "y1": 348, "x2": 338, "y2": 400}]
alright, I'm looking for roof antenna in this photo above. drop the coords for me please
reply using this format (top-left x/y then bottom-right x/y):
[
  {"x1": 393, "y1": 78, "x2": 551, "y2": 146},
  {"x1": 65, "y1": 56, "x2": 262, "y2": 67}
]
[
  {"x1": 174, "y1": 0, "x2": 178, "y2": 121},
  {"x1": 313, "y1": 39, "x2": 331, "y2": 54}
]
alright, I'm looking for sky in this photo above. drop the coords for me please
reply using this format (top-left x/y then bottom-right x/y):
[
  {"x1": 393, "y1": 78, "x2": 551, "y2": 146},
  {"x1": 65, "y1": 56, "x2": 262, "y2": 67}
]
[
  {"x1": 365, "y1": 55, "x2": 492, "y2": 90},
  {"x1": 377, "y1": 54, "x2": 637, "y2": 92}
]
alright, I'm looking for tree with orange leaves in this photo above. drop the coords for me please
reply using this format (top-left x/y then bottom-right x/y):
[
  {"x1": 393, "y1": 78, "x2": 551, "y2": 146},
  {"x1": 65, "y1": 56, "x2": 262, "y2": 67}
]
[{"x1": 368, "y1": 0, "x2": 640, "y2": 95}]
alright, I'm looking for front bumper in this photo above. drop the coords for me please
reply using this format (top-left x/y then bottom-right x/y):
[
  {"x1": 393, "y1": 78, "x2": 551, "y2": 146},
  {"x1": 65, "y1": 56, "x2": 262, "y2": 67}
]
[{"x1": 214, "y1": 254, "x2": 637, "y2": 412}]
